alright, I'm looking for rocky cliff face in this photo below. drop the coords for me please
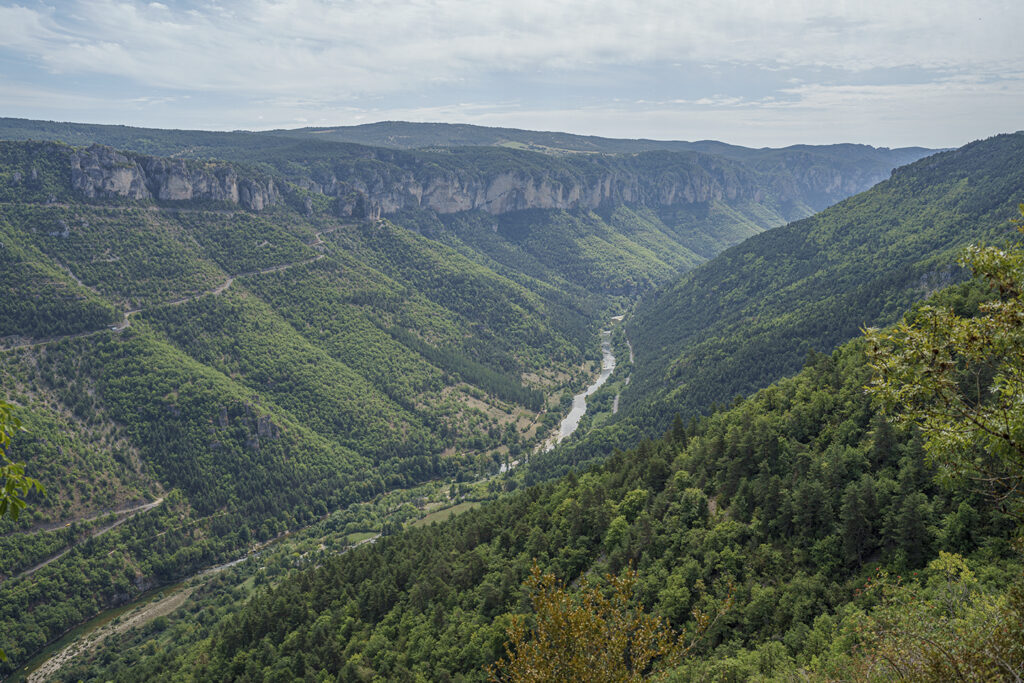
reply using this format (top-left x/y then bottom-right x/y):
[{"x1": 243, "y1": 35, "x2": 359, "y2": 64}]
[
  {"x1": 70, "y1": 145, "x2": 278, "y2": 210},
  {"x1": 300, "y1": 152, "x2": 766, "y2": 218},
  {"x1": 65, "y1": 142, "x2": 884, "y2": 220},
  {"x1": 758, "y1": 151, "x2": 892, "y2": 209}
]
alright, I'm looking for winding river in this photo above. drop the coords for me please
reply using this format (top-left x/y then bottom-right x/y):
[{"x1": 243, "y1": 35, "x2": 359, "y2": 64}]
[{"x1": 547, "y1": 329, "x2": 616, "y2": 449}]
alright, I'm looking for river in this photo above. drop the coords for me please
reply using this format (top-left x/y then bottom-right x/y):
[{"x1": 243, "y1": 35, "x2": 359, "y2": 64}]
[{"x1": 546, "y1": 329, "x2": 616, "y2": 450}]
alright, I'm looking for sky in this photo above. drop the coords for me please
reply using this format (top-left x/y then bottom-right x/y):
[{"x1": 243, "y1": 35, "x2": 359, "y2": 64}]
[{"x1": 0, "y1": 0, "x2": 1021, "y2": 149}]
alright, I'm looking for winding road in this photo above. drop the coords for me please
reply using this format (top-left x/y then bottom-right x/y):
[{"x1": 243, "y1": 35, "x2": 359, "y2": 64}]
[
  {"x1": 1, "y1": 248, "x2": 327, "y2": 352},
  {"x1": 8, "y1": 498, "x2": 165, "y2": 582}
]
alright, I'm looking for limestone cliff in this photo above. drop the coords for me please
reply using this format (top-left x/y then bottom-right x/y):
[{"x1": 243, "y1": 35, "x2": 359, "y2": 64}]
[
  {"x1": 297, "y1": 150, "x2": 770, "y2": 218},
  {"x1": 63, "y1": 142, "x2": 889, "y2": 221},
  {"x1": 70, "y1": 144, "x2": 278, "y2": 210}
]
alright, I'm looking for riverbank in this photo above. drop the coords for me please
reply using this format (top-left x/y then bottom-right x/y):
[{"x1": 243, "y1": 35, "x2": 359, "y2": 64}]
[{"x1": 543, "y1": 325, "x2": 618, "y2": 452}]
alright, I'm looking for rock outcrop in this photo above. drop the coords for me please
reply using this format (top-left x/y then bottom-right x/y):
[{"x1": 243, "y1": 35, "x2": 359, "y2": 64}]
[
  {"x1": 65, "y1": 141, "x2": 889, "y2": 220},
  {"x1": 70, "y1": 145, "x2": 278, "y2": 210},
  {"x1": 301, "y1": 151, "x2": 768, "y2": 219}
]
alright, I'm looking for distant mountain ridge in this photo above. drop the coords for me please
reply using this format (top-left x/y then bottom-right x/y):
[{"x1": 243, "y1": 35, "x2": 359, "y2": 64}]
[
  {"x1": 268, "y1": 119, "x2": 931, "y2": 159},
  {"x1": 276, "y1": 147, "x2": 804, "y2": 220},
  {"x1": 268, "y1": 121, "x2": 935, "y2": 209},
  {"x1": 0, "y1": 139, "x2": 811, "y2": 250},
  {"x1": 0, "y1": 117, "x2": 935, "y2": 219},
  {"x1": 0, "y1": 116, "x2": 935, "y2": 160}
]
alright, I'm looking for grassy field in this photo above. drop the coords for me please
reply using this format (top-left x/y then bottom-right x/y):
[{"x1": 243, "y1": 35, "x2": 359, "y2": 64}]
[
  {"x1": 411, "y1": 501, "x2": 481, "y2": 527},
  {"x1": 344, "y1": 531, "x2": 379, "y2": 545}
]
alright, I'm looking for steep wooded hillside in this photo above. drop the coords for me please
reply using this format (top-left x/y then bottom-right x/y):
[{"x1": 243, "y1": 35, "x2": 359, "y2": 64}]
[
  {"x1": 52, "y1": 280, "x2": 1018, "y2": 682},
  {"x1": 3, "y1": 120, "x2": 882, "y2": 670},
  {"x1": 0, "y1": 125, "x2": 943, "y2": 675},
  {"x1": 0, "y1": 138, "x2": 685, "y2": 669},
  {"x1": 550, "y1": 132, "x2": 1024, "y2": 474}
]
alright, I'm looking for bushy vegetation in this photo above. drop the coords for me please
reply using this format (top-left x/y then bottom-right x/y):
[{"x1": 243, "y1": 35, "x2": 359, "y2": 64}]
[{"x1": 0, "y1": 217, "x2": 120, "y2": 339}]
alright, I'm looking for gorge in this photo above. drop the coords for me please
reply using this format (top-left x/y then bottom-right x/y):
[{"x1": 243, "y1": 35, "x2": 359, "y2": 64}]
[{"x1": 2, "y1": 120, "x2": 1021, "y2": 681}]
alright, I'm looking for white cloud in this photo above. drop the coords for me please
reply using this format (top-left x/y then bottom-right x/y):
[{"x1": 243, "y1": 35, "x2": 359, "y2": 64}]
[
  {"x1": 0, "y1": 5, "x2": 60, "y2": 48},
  {"x1": 2, "y1": 0, "x2": 1021, "y2": 95},
  {"x1": 337, "y1": 73, "x2": 1024, "y2": 148},
  {"x1": 3, "y1": 72, "x2": 1017, "y2": 147},
  {"x1": 0, "y1": 0, "x2": 1021, "y2": 146}
]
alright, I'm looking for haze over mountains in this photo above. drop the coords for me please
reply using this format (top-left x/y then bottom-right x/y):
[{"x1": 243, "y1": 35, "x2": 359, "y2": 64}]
[{"x1": 0, "y1": 118, "x2": 1021, "y2": 680}]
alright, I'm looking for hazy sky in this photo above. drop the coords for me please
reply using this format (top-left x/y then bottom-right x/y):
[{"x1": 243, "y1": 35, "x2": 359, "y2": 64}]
[{"x1": 1, "y1": 0, "x2": 1021, "y2": 148}]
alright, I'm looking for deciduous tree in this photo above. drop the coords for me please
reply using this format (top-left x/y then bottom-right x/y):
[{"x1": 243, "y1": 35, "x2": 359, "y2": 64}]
[
  {"x1": 866, "y1": 206, "x2": 1024, "y2": 519},
  {"x1": 490, "y1": 563, "x2": 730, "y2": 682}
]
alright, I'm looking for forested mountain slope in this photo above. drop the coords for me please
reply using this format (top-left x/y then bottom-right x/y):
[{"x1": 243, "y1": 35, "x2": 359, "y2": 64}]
[
  {"x1": 0, "y1": 124, "x2": 942, "y2": 675},
  {"x1": 0, "y1": 119, "x2": 911, "y2": 672},
  {"x1": 54, "y1": 278, "x2": 1020, "y2": 681},
  {"x1": 576, "y1": 132, "x2": 1024, "y2": 459},
  {"x1": 0, "y1": 137, "x2": 710, "y2": 670}
]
